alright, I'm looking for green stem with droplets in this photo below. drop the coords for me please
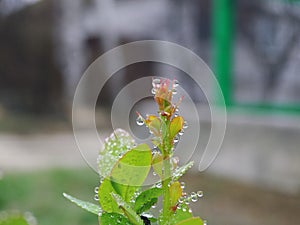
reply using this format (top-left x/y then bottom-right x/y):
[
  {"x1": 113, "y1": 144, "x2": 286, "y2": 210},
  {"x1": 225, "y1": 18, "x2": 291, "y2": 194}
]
[{"x1": 161, "y1": 116, "x2": 172, "y2": 224}]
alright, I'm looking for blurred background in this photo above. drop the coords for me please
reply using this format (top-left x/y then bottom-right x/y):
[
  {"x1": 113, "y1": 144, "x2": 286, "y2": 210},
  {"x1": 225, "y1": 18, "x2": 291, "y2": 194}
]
[{"x1": 0, "y1": 0, "x2": 300, "y2": 225}]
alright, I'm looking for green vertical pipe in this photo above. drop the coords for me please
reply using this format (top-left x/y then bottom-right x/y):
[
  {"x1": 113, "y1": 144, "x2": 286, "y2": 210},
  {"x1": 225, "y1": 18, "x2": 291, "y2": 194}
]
[{"x1": 212, "y1": 0, "x2": 235, "y2": 106}]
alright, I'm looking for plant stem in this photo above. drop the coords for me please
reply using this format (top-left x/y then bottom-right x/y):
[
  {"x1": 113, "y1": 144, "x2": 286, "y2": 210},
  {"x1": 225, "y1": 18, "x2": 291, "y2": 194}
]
[
  {"x1": 162, "y1": 156, "x2": 171, "y2": 224},
  {"x1": 161, "y1": 117, "x2": 172, "y2": 224}
]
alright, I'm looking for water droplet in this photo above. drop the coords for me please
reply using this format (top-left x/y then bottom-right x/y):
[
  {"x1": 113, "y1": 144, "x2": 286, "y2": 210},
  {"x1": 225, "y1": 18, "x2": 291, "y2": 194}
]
[
  {"x1": 189, "y1": 208, "x2": 192, "y2": 213},
  {"x1": 203, "y1": 220, "x2": 208, "y2": 225},
  {"x1": 183, "y1": 121, "x2": 188, "y2": 129},
  {"x1": 179, "y1": 130, "x2": 184, "y2": 136},
  {"x1": 171, "y1": 157, "x2": 179, "y2": 169},
  {"x1": 180, "y1": 182, "x2": 185, "y2": 189},
  {"x1": 172, "y1": 89, "x2": 177, "y2": 95},
  {"x1": 94, "y1": 194, "x2": 99, "y2": 201},
  {"x1": 151, "y1": 88, "x2": 157, "y2": 95},
  {"x1": 174, "y1": 136, "x2": 179, "y2": 143},
  {"x1": 177, "y1": 204, "x2": 181, "y2": 209},
  {"x1": 151, "y1": 205, "x2": 156, "y2": 209},
  {"x1": 173, "y1": 79, "x2": 179, "y2": 87},
  {"x1": 197, "y1": 191, "x2": 204, "y2": 198},
  {"x1": 182, "y1": 207, "x2": 187, "y2": 212},
  {"x1": 152, "y1": 78, "x2": 161, "y2": 87},
  {"x1": 178, "y1": 197, "x2": 184, "y2": 204},
  {"x1": 136, "y1": 116, "x2": 144, "y2": 126},
  {"x1": 174, "y1": 110, "x2": 179, "y2": 117},
  {"x1": 156, "y1": 182, "x2": 162, "y2": 188},
  {"x1": 153, "y1": 171, "x2": 157, "y2": 176},
  {"x1": 191, "y1": 195, "x2": 198, "y2": 202},
  {"x1": 94, "y1": 187, "x2": 99, "y2": 193},
  {"x1": 152, "y1": 149, "x2": 159, "y2": 155}
]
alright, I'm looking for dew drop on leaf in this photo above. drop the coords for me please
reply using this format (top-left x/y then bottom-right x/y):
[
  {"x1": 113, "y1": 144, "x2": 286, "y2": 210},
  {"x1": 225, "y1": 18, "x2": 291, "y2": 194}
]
[
  {"x1": 155, "y1": 182, "x2": 162, "y2": 188},
  {"x1": 178, "y1": 197, "x2": 184, "y2": 204},
  {"x1": 151, "y1": 88, "x2": 157, "y2": 95},
  {"x1": 191, "y1": 195, "x2": 198, "y2": 202},
  {"x1": 197, "y1": 191, "x2": 204, "y2": 198},
  {"x1": 136, "y1": 116, "x2": 144, "y2": 126},
  {"x1": 174, "y1": 136, "x2": 179, "y2": 143},
  {"x1": 173, "y1": 79, "x2": 179, "y2": 87},
  {"x1": 152, "y1": 78, "x2": 161, "y2": 87},
  {"x1": 180, "y1": 182, "x2": 185, "y2": 189}
]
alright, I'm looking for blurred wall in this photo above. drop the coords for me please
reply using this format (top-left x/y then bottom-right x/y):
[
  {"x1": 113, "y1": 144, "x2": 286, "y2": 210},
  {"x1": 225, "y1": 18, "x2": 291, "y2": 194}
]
[{"x1": 0, "y1": 0, "x2": 63, "y2": 115}]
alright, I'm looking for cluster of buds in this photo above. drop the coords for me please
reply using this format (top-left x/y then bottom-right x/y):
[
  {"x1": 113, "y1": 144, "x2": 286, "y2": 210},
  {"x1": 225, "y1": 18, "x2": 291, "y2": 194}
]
[
  {"x1": 136, "y1": 78, "x2": 185, "y2": 154},
  {"x1": 152, "y1": 78, "x2": 183, "y2": 119}
]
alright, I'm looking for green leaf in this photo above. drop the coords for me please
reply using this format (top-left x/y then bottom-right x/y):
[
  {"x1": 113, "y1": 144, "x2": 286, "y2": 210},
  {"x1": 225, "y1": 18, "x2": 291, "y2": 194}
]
[
  {"x1": 134, "y1": 188, "x2": 163, "y2": 214},
  {"x1": 111, "y1": 193, "x2": 144, "y2": 225},
  {"x1": 169, "y1": 116, "x2": 184, "y2": 139},
  {"x1": 145, "y1": 115, "x2": 161, "y2": 137},
  {"x1": 152, "y1": 152, "x2": 163, "y2": 178},
  {"x1": 98, "y1": 144, "x2": 152, "y2": 212},
  {"x1": 175, "y1": 217, "x2": 203, "y2": 225},
  {"x1": 99, "y1": 212, "x2": 132, "y2": 225},
  {"x1": 63, "y1": 193, "x2": 102, "y2": 215},
  {"x1": 109, "y1": 144, "x2": 152, "y2": 202},
  {"x1": 0, "y1": 211, "x2": 34, "y2": 225},
  {"x1": 98, "y1": 178, "x2": 120, "y2": 213},
  {"x1": 172, "y1": 161, "x2": 194, "y2": 181},
  {"x1": 169, "y1": 181, "x2": 182, "y2": 207},
  {"x1": 97, "y1": 129, "x2": 136, "y2": 178},
  {"x1": 170, "y1": 204, "x2": 192, "y2": 223}
]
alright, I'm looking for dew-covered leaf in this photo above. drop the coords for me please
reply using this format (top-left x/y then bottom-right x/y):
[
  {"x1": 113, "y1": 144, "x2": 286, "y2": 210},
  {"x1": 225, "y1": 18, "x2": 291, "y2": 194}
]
[
  {"x1": 175, "y1": 217, "x2": 203, "y2": 225},
  {"x1": 134, "y1": 188, "x2": 163, "y2": 214},
  {"x1": 170, "y1": 204, "x2": 192, "y2": 224},
  {"x1": 111, "y1": 193, "x2": 144, "y2": 225},
  {"x1": 109, "y1": 144, "x2": 152, "y2": 202},
  {"x1": 98, "y1": 179, "x2": 120, "y2": 213},
  {"x1": 99, "y1": 212, "x2": 132, "y2": 225},
  {"x1": 172, "y1": 161, "x2": 194, "y2": 181},
  {"x1": 97, "y1": 129, "x2": 136, "y2": 178},
  {"x1": 63, "y1": 193, "x2": 102, "y2": 215},
  {"x1": 169, "y1": 116, "x2": 184, "y2": 140},
  {"x1": 169, "y1": 181, "x2": 182, "y2": 207}
]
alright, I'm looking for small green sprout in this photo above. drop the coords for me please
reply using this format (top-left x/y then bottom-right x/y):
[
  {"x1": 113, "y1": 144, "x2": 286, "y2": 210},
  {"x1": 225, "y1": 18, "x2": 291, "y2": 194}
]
[{"x1": 64, "y1": 78, "x2": 204, "y2": 225}]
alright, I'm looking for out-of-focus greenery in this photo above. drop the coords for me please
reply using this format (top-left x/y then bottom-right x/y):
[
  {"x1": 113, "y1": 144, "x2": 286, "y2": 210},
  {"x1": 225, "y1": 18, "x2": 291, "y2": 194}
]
[
  {"x1": 1, "y1": 168, "x2": 299, "y2": 225},
  {"x1": 0, "y1": 169, "x2": 99, "y2": 225}
]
